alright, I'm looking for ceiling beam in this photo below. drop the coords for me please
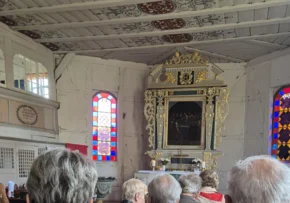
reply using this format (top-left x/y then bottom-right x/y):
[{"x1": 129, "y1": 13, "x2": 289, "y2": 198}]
[
  {"x1": 0, "y1": 0, "x2": 161, "y2": 16},
  {"x1": 53, "y1": 32, "x2": 290, "y2": 54},
  {"x1": 148, "y1": 48, "x2": 178, "y2": 65},
  {"x1": 11, "y1": 0, "x2": 290, "y2": 30},
  {"x1": 244, "y1": 39, "x2": 288, "y2": 49},
  {"x1": 184, "y1": 47, "x2": 245, "y2": 63},
  {"x1": 34, "y1": 16, "x2": 290, "y2": 43}
]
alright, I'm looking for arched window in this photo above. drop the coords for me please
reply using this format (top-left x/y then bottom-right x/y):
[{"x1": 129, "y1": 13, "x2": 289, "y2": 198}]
[
  {"x1": 92, "y1": 92, "x2": 117, "y2": 161},
  {"x1": 13, "y1": 54, "x2": 49, "y2": 98},
  {"x1": 272, "y1": 86, "x2": 290, "y2": 162}
]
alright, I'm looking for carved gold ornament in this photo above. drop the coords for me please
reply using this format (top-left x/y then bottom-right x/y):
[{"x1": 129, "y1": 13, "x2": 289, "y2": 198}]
[
  {"x1": 165, "y1": 72, "x2": 176, "y2": 83},
  {"x1": 179, "y1": 71, "x2": 193, "y2": 85},
  {"x1": 165, "y1": 51, "x2": 208, "y2": 65},
  {"x1": 196, "y1": 70, "x2": 207, "y2": 83},
  {"x1": 144, "y1": 90, "x2": 156, "y2": 148}
]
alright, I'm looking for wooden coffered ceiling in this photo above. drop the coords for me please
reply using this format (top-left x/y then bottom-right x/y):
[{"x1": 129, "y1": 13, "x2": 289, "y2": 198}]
[{"x1": 1, "y1": 0, "x2": 290, "y2": 64}]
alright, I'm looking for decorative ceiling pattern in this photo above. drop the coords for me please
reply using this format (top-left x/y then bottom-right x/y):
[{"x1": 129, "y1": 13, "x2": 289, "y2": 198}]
[{"x1": 0, "y1": 0, "x2": 289, "y2": 64}]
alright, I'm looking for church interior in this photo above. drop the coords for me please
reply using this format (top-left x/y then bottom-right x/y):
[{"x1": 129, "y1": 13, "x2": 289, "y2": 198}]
[{"x1": 0, "y1": 0, "x2": 289, "y2": 202}]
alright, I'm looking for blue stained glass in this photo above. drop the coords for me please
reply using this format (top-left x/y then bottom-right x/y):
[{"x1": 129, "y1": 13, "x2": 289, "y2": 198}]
[
  {"x1": 97, "y1": 94, "x2": 102, "y2": 98},
  {"x1": 111, "y1": 114, "x2": 116, "y2": 118},
  {"x1": 274, "y1": 122, "x2": 279, "y2": 128},
  {"x1": 92, "y1": 141, "x2": 98, "y2": 145},
  {"x1": 272, "y1": 155, "x2": 277, "y2": 158},
  {"x1": 93, "y1": 112, "x2": 98, "y2": 116},
  {"x1": 111, "y1": 132, "x2": 116, "y2": 137},
  {"x1": 111, "y1": 142, "x2": 116, "y2": 147},
  {"x1": 92, "y1": 150, "x2": 97, "y2": 155},
  {"x1": 112, "y1": 123, "x2": 116, "y2": 127},
  {"x1": 274, "y1": 112, "x2": 279, "y2": 118},
  {"x1": 93, "y1": 121, "x2": 98, "y2": 126},
  {"x1": 275, "y1": 100, "x2": 280, "y2": 106},
  {"x1": 273, "y1": 133, "x2": 278, "y2": 139},
  {"x1": 111, "y1": 151, "x2": 116, "y2": 156},
  {"x1": 93, "y1": 102, "x2": 98, "y2": 107},
  {"x1": 272, "y1": 144, "x2": 278, "y2": 150},
  {"x1": 93, "y1": 131, "x2": 98, "y2": 135},
  {"x1": 98, "y1": 156, "x2": 102, "y2": 161},
  {"x1": 280, "y1": 91, "x2": 285, "y2": 96},
  {"x1": 108, "y1": 95, "x2": 113, "y2": 100},
  {"x1": 106, "y1": 156, "x2": 110, "y2": 161},
  {"x1": 112, "y1": 104, "x2": 116, "y2": 109}
]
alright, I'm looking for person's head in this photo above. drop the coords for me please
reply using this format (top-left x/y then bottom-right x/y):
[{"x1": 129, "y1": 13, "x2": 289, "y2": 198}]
[
  {"x1": 199, "y1": 170, "x2": 219, "y2": 189},
  {"x1": 122, "y1": 179, "x2": 147, "y2": 203},
  {"x1": 178, "y1": 173, "x2": 201, "y2": 195},
  {"x1": 26, "y1": 149, "x2": 98, "y2": 203},
  {"x1": 226, "y1": 155, "x2": 290, "y2": 203},
  {"x1": 0, "y1": 183, "x2": 8, "y2": 203},
  {"x1": 148, "y1": 174, "x2": 181, "y2": 203}
]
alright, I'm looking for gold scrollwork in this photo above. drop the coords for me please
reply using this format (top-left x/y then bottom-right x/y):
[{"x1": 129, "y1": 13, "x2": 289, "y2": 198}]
[
  {"x1": 179, "y1": 71, "x2": 193, "y2": 85},
  {"x1": 195, "y1": 70, "x2": 207, "y2": 83},
  {"x1": 165, "y1": 51, "x2": 208, "y2": 65},
  {"x1": 144, "y1": 90, "x2": 156, "y2": 148},
  {"x1": 165, "y1": 72, "x2": 176, "y2": 84},
  {"x1": 214, "y1": 88, "x2": 230, "y2": 149}
]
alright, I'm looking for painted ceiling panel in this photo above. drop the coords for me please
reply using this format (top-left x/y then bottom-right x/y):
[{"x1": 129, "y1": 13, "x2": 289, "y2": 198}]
[{"x1": 0, "y1": 0, "x2": 289, "y2": 63}]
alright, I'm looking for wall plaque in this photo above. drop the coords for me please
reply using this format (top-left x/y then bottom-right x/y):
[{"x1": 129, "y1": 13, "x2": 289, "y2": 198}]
[{"x1": 16, "y1": 105, "x2": 38, "y2": 125}]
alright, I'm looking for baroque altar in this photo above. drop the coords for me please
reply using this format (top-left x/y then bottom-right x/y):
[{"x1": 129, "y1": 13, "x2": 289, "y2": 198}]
[{"x1": 143, "y1": 52, "x2": 229, "y2": 171}]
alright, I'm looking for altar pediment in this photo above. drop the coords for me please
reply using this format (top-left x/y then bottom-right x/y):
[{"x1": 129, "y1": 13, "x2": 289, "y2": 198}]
[
  {"x1": 148, "y1": 52, "x2": 226, "y2": 89},
  {"x1": 144, "y1": 52, "x2": 229, "y2": 171}
]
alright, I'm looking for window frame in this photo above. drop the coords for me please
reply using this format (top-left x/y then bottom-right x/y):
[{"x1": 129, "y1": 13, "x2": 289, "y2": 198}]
[
  {"x1": 92, "y1": 91, "x2": 117, "y2": 162},
  {"x1": 271, "y1": 85, "x2": 290, "y2": 162}
]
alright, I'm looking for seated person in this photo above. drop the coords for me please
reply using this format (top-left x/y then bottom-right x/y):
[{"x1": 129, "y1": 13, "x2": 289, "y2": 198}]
[
  {"x1": 178, "y1": 173, "x2": 201, "y2": 203},
  {"x1": 148, "y1": 174, "x2": 181, "y2": 203},
  {"x1": 121, "y1": 179, "x2": 147, "y2": 203},
  {"x1": 198, "y1": 170, "x2": 225, "y2": 203},
  {"x1": 26, "y1": 149, "x2": 98, "y2": 203}
]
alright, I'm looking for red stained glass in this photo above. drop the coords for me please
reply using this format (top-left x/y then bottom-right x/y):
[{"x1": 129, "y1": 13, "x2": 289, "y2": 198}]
[
  {"x1": 272, "y1": 86, "x2": 290, "y2": 161},
  {"x1": 92, "y1": 91, "x2": 117, "y2": 162}
]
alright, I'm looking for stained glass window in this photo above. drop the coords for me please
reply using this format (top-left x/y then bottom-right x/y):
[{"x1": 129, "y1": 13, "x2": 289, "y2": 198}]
[
  {"x1": 272, "y1": 86, "x2": 290, "y2": 162},
  {"x1": 92, "y1": 92, "x2": 117, "y2": 161}
]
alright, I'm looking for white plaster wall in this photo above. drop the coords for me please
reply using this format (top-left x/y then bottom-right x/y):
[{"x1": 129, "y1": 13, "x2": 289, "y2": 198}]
[
  {"x1": 57, "y1": 55, "x2": 149, "y2": 201},
  {"x1": 215, "y1": 63, "x2": 246, "y2": 193},
  {"x1": 245, "y1": 52, "x2": 290, "y2": 157}
]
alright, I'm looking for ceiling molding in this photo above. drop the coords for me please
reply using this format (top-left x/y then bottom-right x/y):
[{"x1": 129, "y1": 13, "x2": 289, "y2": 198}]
[
  {"x1": 34, "y1": 16, "x2": 290, "y2": 43},
  {"x1": 0, "y1": 0, "x2": 161, "y2": 16},
  {"x1": 244, "y1": 39, "x2": 288, "y2": 49},
  {"x1": 53, "y1": 32, "x2": 290, "y2": 54},
  {"x1": 185, "y1": 47, "x2": 245, "y2": 63},
  {"x1": 11, "y1": 0, "x2": 290, "y2": 30},
  {"x1": 247, "y1": 47, "x2": 290, "y2": 67}
]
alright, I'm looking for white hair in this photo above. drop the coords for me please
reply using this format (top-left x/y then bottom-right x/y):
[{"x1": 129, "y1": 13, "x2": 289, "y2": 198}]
[
  {"x1": 227, "y1": 155, "x2": 290, "y2": 203},
  {"x1": 148, "y1": 174, "x2": 182, "y2": 203},
  {"x1": 122, "y1": 179, "x2": 147, "y2": 201},
  {"x1": 178, "y1": 173, "x2": 201, "y2": 194},
  {"x1": 27, "y1": 149, "x2": 98, "y2": 203}
]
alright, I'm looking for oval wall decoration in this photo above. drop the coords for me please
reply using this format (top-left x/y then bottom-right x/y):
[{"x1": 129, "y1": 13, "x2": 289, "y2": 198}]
[
  {"x1": 16, "y1": 105, "x2": 38, "y2": 125},
  {"x1": 152, "y1": 18, "x2": 186, "y2": 30},
  {"x1": 162, "y1": 33, "x2": 193, "y2": 43},
  {"x1": 138, "y1": 0, "x2": 176, "y2": 15}
]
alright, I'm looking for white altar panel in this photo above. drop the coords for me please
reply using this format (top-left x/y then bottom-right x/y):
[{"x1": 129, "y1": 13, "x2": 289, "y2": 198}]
[{"x1": 134, "y1": 170, "x2": 200, "y2": 185}]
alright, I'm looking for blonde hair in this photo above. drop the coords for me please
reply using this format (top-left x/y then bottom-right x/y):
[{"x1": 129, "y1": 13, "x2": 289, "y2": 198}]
[
  {"x1": 200, "y1": 170, "x2": 219, "y2": 189},
  {"x1": 122, "y1": 179, "x2": 147, "y2": 201}
]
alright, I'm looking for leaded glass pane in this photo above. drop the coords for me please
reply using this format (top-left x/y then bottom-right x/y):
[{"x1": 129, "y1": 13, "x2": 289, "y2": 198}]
[
  {"x1": 98, "y1": 112, "x2": 111, "y2": 127},
  {"x1": 99, "y1": 98, "x2": 111, "y2": 113},
  {"x1": 98, "y1": 142, "x2": 110, "y2": 156},
  {"x1": 98, "y1": 127, "x2": 110, "y2": 141}
]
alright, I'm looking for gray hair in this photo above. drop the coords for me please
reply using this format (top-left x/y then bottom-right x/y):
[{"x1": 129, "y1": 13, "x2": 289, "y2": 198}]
[
  {"x1": 199, "y1": 170, "x2": 219, "y2": 189},
  {"x1": 178, "y1": 173, "x2": 201, "y2": 194},
  {"x1": 27, "y1": 149, "x2": 98, "y2": 203},
  {"x1": 122, "y1": 179, "x2": 147, "y2": 201},
  {"x1": 148, "y1": 174, "x2": 181, "y2": 203},
  {"x1": 227, "y1": 155, "x2": 290, "y2": 203}
]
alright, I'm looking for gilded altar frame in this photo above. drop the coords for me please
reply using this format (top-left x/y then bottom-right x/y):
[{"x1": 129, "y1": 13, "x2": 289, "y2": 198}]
[
  {"x1": 163, "y1": 94, "x2": 206, "y2": 150},
  {"x1": 144, "y1": 52, "x2": 229, "y2": 170}
]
